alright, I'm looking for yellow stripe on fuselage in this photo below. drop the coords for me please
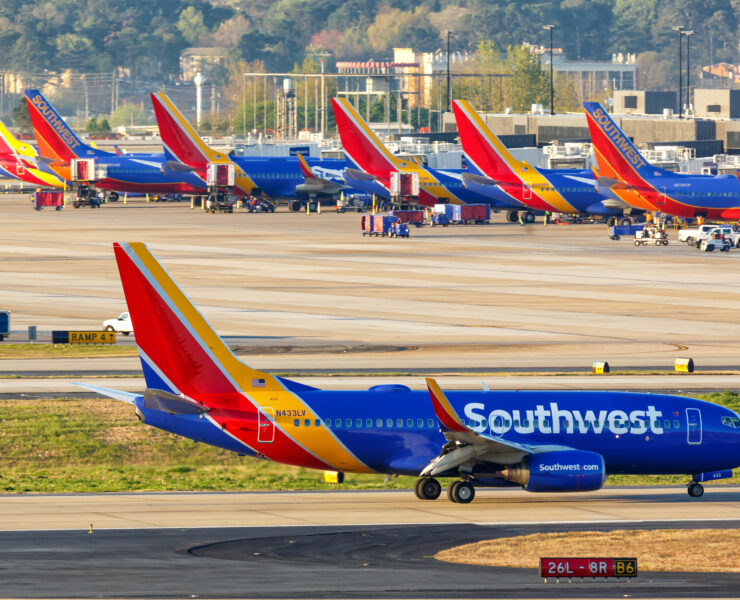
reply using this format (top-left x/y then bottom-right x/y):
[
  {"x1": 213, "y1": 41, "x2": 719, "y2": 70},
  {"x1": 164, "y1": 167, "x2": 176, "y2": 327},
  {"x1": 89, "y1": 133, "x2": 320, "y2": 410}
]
[{"x1": 129, "y1": 242, "x2": 374, "y2": 473}]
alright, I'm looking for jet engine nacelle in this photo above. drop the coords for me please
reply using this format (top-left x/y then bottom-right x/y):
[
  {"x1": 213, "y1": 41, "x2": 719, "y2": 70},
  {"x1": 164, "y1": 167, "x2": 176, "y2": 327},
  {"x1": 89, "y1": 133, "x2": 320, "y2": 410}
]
[{"x1": 503, "y1": 450, "x2": 606, "y2": 493}]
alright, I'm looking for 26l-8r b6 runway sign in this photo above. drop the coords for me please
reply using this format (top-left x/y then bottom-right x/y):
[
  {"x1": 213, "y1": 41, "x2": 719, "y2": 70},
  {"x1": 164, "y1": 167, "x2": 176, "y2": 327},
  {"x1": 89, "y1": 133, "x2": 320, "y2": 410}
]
[{"x1": 540, "y1": 557, "x2": 637, "y2": 580}]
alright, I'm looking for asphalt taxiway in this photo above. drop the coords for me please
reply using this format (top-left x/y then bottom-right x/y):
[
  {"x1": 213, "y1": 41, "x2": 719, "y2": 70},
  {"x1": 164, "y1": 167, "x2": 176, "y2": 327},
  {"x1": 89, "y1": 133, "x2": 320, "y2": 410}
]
[{"x1": 0, "y1": 489, "x2": 738, "y2": 598}]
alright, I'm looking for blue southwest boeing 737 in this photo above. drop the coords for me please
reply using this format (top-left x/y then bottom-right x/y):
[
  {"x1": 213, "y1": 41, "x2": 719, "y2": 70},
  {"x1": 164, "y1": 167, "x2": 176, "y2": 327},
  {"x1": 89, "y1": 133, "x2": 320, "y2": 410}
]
[
  {"x1": 331, "y1": 97, "x2": 521, "y2": 209},
  {"x1": 79, "y1": 242, "x2": 740, "y2": 503},
  {"x1": 24, "y1": 89, "x2": 206, "y2": 195},
  {"x1": 150, "y1": 92, "x2": 360, "y2": 210},
  {"x1": 585, "y1": 101, "x2": 740, "y2": 220},
  {"x1": 452, "y1": 99, "x2": 637, "y2": 222}
]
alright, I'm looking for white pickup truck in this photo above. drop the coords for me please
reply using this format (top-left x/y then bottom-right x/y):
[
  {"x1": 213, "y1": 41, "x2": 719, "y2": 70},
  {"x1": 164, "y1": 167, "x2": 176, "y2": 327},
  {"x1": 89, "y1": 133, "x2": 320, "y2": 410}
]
[
  {"x1": 103, "y1": 312, "x2": 133, "y2": 335},
  {"x1": 680, "y1": 224, "x2": 740, "y2": 247}
]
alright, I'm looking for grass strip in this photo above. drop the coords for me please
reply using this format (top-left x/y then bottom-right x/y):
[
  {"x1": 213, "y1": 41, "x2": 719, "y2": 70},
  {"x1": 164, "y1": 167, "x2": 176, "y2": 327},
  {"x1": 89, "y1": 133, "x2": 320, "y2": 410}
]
[{"x1": 0, "y1": 344, "x2": 138, "y2": 359}]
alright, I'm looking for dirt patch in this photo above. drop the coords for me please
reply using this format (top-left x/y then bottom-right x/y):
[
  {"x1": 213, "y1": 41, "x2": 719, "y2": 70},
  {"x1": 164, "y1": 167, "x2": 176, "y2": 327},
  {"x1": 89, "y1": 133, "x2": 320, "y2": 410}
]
[{"x1": 436, "y1": 529, "x2": 740, "y2": 573}]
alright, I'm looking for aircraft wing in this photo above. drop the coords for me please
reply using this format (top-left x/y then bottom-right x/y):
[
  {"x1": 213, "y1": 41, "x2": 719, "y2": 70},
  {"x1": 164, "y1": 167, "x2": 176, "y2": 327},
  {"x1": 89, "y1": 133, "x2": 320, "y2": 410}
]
[
  {"x1": 597, "y1": 175, "x2": 654, "y2": 193},
  {"x1": 344, "y1": 168, "x2": 379, "y2": 183},
  {"x1": 294, "y1": 153, "x2": 347, "y2": 195},
  {"x1": 421, "y1": 378, "x2": 535, "y2": 476}
]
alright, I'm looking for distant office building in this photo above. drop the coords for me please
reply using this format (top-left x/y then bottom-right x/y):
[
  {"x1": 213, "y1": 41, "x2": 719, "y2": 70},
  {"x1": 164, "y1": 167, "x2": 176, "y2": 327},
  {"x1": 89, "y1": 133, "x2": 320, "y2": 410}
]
[
  {"x1": 532, "y1": 45, "x2": 637, "y2": 100},
  {"x1": 180, "y1": 47, "x2": 228, "y2": 82},
  {"x1": 613, "y1": 90, "x2": 677, "y2": 115},
  {"x1": 693, "y1": 89, "x2": 740, "y2": 119}
]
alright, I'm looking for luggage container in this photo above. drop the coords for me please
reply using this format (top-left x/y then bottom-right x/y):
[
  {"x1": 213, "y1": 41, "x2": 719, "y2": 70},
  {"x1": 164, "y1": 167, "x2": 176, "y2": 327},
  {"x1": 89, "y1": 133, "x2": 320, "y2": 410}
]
[
  {"x1": 361, "y1": 215, "x2": 410, "y2": 238},
  {"x1": 33, "y1": 191, "x2": 64, "y2": 211},
  {"x1": 609, "y1": 224, "x2": 644, "y2": 240},
  {"x1": 390, "y1": 210, "x2": 423, "y2": 226}
]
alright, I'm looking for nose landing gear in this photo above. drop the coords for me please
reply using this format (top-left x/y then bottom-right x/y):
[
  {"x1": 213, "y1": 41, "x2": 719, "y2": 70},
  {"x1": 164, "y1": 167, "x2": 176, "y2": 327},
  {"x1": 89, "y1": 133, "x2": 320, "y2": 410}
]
[{"x1": 687, "y1": 481, "x2": 704, "y2": 497}]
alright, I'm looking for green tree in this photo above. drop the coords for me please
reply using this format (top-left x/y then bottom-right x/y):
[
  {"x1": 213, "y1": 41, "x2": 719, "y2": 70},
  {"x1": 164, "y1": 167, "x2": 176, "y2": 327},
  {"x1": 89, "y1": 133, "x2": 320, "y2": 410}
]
[
  {"x1": 177, "y1": 6, "x2": 208, "y2": 46},
  {"x1": 12, "y1": 98, "x2": 31, "y2": 133},
  {"x1": 85, "y1": 117, "x2": 100, "y2": 133},
  {"x1": 506, "y1": 45, "x2": 549, "y2": 112}
]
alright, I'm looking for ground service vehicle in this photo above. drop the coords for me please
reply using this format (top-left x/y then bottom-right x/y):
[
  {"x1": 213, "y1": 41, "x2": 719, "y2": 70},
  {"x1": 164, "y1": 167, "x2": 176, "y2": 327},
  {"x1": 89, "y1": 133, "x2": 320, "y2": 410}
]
[
  {"x1": 679, "y1": 225, "x2": 724, "y2": 246},
  {"x1": 80, "y1": 243, "x2": 740, "y2": 503},
  {"x1": 103, "y1": 312, "x2": 133, "y2": 335},
  {"x1": 699, "y1": 232, "x2": 731, "y2": 252},
  {"x1": 634, "y1": 226, "x2": 669, "y2": 246},
  {"x1": 691, "y1": 226, "x2": 740, "y2": 248}
]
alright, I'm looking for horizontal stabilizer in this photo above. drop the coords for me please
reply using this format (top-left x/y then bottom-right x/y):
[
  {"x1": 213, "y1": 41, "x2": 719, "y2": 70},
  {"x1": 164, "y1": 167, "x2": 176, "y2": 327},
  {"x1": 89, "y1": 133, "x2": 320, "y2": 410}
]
[
  {"x1": 143, "y1": 388, "x2": 210, "y2": 415},
  {"x1": 462, "y1": 172, "x2": 499, "y2": 187},
  {"x1": 163, "y1": 160, "x2": 196, "y2": 173},
  {"x1": 74, "y1": 382, "x2": 139, "y2": 405},
  {"x1": 344, "y1": 168, "x2": 378, "y2": 182}
]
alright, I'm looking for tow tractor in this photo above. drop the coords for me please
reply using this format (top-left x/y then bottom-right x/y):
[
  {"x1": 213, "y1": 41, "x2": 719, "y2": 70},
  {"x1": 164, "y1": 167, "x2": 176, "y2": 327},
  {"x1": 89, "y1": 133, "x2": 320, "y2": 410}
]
[
  {"x1": 204, "y1": 163, "x2": 237, "y2": 214},
  {"x1": 245, "y1": 196, "x2": 276, "y2": 213},
  {"x1": 70, "y1": 158, "x2": 104, "y2": 208},
  {"x1": 634, "y1": 225, "x2": 669, "y2": 246}
]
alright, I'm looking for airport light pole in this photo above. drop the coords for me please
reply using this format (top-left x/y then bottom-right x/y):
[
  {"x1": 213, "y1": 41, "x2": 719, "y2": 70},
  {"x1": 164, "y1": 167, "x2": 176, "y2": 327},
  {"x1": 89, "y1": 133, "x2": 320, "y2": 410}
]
[
  {"x1": 445, "y1": 30, "x2": 452, "y2": 113},
  {"x1": 672, "y1": 25, "x2": 685, "y2": 117},
  {"x1": 542, "y1": 25, "x2": 555, "y2": 115},
  {"x1": 683, "y1": 29, "x2": 694, "y2": 116}
]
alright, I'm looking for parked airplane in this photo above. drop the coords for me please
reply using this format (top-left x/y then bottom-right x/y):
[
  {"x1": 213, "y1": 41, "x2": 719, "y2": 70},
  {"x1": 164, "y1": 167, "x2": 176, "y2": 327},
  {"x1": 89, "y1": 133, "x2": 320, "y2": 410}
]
[
  {"x1": 452, "y1": 100, "x2": 637, "y2": 223},
  {"x1": 79, "y1": 242, "x2": 740, "y2": 503},
  {"x1": 0, "y1": 119, "x2": 64, "y2": 188},
  {"x1": 585, "y1": 102, "x2": 740, "y2": 220},
  {"x1": 331, "y1": 97, "x2": 521, "y2": 209},
  {"x1": 150, "y1": 92, "x2": 360, "y2": 211},
  {"x1": 24, "y1": 89, "x2": 207, "y2": 198}
]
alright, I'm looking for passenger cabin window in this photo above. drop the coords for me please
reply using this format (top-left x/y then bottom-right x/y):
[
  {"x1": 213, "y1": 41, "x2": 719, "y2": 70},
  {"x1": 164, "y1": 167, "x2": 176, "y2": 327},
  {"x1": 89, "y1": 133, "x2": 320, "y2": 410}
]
[
  {"x1": 355, "y1": 418, "x2": 362, "y2": 428},
  {"x1": 305, "y1": 419, "x2": 311, "y2": 427},
  {"x1": 315, "y1": 419, "x2": 321, "y2": 427},
  {"x1": 366, "y1": 418, "x2": 373, "y2": 428},
  {"x1": 427, "y1": 419, "x2": 435, "y2": 428},
  {"x1": 407, "y1": 418, "x2": 413, "y2": 428},
  {"x1": 294, "y1": 419, "x2": 300, "y2": 427},
  {"x1": 396, "y1": 418, "x2": 403, "y2": 428},
  {"x1": 386, "y1": 418, "x2": 393, "y2": 428},
  {"x1": 673, "y1": 420, "x2": 680, "y2": 429},
  {"x1": 345, "y1": 418, "x2": 352, "y2": 428}
]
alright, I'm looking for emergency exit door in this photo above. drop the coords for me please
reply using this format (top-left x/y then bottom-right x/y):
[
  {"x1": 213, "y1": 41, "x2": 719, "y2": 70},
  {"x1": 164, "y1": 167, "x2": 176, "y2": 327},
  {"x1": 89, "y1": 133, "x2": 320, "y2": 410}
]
[
  {"x1": 686, "y1": 408, "x2": 702, "y2": 445},
  {"x1": 523, "y1": 184, "x2": 532, "y2": 201},
  {"x1": 258, "y1": 407, "x2": 275, "y2": 443}
]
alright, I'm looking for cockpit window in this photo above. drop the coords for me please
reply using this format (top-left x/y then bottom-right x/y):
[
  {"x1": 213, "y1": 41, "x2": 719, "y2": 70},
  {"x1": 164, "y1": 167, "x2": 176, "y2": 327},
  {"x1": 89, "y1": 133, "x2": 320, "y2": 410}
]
[{"x1": 721, "y1": 416, "x2": 740, "y2": 429}]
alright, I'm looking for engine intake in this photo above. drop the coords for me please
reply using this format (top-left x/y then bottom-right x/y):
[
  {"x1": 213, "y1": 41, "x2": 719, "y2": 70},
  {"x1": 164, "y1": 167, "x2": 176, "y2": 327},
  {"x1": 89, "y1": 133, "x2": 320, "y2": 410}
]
[{"x1": 503, "y1": 450, "x2": 606, "y2": 493}]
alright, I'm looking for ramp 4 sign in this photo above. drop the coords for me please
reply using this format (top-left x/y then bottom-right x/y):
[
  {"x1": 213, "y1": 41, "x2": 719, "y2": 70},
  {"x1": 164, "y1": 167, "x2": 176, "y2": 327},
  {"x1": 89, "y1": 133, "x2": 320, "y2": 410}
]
[
  {"x1": 540, "y1": 557, "x2": 637, "y2": 580},
  {"x1": 52, "y1": 331, "x2": 117, "y2": 344}
]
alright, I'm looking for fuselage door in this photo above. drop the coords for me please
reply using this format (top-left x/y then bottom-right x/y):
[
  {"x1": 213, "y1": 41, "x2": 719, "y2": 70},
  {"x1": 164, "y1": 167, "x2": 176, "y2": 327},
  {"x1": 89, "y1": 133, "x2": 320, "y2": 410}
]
[
  {"x1": 686, "y1": 408, "x2": 702, "y2": 445},
  {"x1": 523, "y1": 184, "x2": 532, "y2": 201},
  {"x1": 258, "y1": 407, "x2": 275, "y2": 443}
]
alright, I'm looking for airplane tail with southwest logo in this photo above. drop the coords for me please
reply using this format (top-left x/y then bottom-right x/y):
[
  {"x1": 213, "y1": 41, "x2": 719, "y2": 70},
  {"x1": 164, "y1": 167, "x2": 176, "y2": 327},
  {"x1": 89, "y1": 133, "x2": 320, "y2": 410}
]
[
  {"x1": 583, "y1": 102, "x2": 671, "y2": 187},
  {"x1": 452, "y1": 99, "x2": 524, "y2": 183},
  {"x1": 24, "y1": 89, "x2": 106, "y2": 163},
  {"x1": 330, "y1": 97, "x2": 403, "y2": 177}
]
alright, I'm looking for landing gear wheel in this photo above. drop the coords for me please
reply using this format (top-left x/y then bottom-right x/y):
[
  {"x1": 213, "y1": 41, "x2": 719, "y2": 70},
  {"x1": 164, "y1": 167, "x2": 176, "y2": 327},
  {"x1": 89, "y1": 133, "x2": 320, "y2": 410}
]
[
  {"x1": 507, "y1": 211, "x2": 519, "y2": 223},
  {"x1": 620, "y1": 217, "x2": 632, "y2": 226},
  {"x1": 523, "y1": 211, "x2": 535, "y2": 224},
  {"x1": 450, "y1": 481, "x2": 475, "y2": 504},
  {"x1": 288, "y1": 200, "x2": 302, "y2": 212},
  {"x1": 688, "y1": 482, "x2": 704, "y2": 497},
  {"x1": 414, "y1": 477, "x2": 441, "y2": 500},
  {"x1": 447, "y1": 480, "x2": 462, "y2": 502}
]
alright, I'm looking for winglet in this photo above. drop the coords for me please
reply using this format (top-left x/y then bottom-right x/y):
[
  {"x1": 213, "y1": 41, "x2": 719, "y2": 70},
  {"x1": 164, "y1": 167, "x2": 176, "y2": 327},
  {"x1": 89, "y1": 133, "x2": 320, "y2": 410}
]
[
  {"x1": 426, "y1": 377, "x2": 468, "y2": 432},
  {"x1": 296, "y1": 153, "x2": 315, "y2": 178}
]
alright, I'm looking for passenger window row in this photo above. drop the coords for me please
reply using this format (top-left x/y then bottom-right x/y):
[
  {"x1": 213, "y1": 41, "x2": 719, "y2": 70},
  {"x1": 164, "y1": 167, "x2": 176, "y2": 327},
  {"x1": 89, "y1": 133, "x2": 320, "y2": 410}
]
[{"x1": 293, "y1": 417, "x2": 437, "y2": 429}]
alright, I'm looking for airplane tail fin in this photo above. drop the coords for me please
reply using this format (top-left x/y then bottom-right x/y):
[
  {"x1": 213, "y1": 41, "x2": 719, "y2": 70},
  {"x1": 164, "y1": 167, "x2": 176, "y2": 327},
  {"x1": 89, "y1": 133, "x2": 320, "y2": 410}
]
[
  {"x1": 452, "y1": 100, "x2": 522, "y2": 182},
  {"x1": 330, "y1": 97, "x2": 400, "y2": 176},
  {"x1": 0, "y1": 120, "x2": 36, "y2": 158},
  {"x1": 150, "y1": 92, "x2": 226, "y2": 168},
  {"x1": 24, "y1": 89, "x2": 101, "y2": 161},
  {"x1": 583, "y1": 102, "x2": 666, "y2": 185},
  {"x1": 112, "y1": 242, "x2": 279, "y2": 402}
]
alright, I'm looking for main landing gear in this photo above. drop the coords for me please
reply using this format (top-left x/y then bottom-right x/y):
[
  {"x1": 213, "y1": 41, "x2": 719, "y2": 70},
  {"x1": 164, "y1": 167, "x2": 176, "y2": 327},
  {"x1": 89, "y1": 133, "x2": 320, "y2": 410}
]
[
  {"x1": 414, "y1": 477, "x2": 441, "y2": 500},
  {"x1": 414, "y1": 477, "x2": 476, "y2": 503},
  {"x1": 687, "y1": 480, "x2": 704, "y2": 498}
]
